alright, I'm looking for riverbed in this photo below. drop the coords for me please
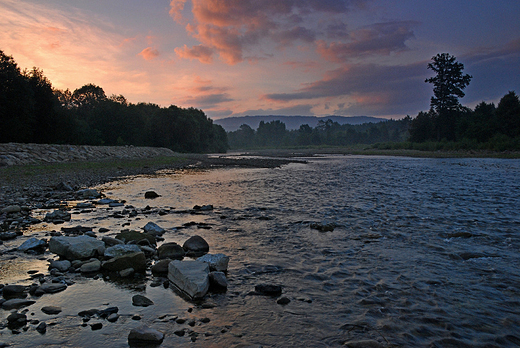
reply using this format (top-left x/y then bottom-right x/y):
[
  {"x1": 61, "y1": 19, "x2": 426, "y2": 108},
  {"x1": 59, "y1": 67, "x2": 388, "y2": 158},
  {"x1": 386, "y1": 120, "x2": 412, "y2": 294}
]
[{"x1": 1, "y1": 155, "x2": 520, "y2": 347}]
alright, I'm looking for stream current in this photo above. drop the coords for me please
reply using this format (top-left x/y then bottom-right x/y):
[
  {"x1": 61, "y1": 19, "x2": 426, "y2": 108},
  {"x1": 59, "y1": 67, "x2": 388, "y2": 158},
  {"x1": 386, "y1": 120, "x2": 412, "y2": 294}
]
[{"x1": 2, "y1": 155, "x2": 520, "y2": 347}]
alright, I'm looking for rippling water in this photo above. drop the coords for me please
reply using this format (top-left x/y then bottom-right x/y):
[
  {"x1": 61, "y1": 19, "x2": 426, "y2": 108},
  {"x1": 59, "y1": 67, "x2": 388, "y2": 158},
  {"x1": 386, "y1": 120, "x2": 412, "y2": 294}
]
[{"x1": 3, "y1": 155, "x2": 520, "y2": 347}]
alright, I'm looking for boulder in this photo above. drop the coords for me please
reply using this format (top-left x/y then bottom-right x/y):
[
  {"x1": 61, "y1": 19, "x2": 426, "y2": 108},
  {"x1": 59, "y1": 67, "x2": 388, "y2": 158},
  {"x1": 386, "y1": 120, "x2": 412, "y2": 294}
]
[
  {"x1": 102, "y1": 236, "x2": 124, "y2": 247},
  {"x1": 41, "y1": 306, "x2": 62, "y2": 315},
  {"x1": 102, "y1": 251, "x2": 146, "y2": 272},
  {"x1": 132, "y1": 294, "x2": 154, "y2": 307},
  {"x1": 2, "y1": 205, "x2": 21, "y2": 214},
  {"x1": 143, "y1": 222, "x2": 165, "y2": 236},
  {"x1": 49, "y1": 260, "x2": 72, "y2": 272},
  {"x1": 128, "y1": 326, "x2": 164, "y2": 345},
  {"x1": 2, "y1": 285, "x2": 27, "y2": 298},
  {"x1": 18, "y1": 237, "x2": 47, "y2": 252},
  {"x1": 104, "y1": 244, "x2": 141, "y2": 258},
  {"x1": 157, "y1": 242, "x2": 185, "y2": 260},
  {"x1": 76, "y1": 189, "x2": 101, "y2": 199},
  {"x1": 144, "y1": 191, "x2": 160, "y2": 199},
  {"x1": 152, "y1": 259, "x2": 172, "y2": 276},
  {"x1": 45, "y1": 210, "x2": 71, "y2": 222},
  {"x1": 115, "y1": 230, "x2": 156, "y2": 246},
  {"x1": 209, "y1": 271, "x2": 228, "y2": 290},
  {"x1": 197, "y1": 253, "x2": 229, "y2": 272},
  {"x1": 168, "y1": 260, "x2": 210, "y2": 299},
  {"x1": 40, "y1": 283, "x2": 67, "y2": 294},
  {"x1": 49, "y1": 235, "x2": 105, "y2": 260},
  {"x1": 182, "y1": 235, "x2": 209, "y2": 257},
  {"x1": 7, "y1": 313, "x2": 27, "y2": 329},
  {"x1": 80, "y1": 259, "x2": 102, "y2": 273},
  {"x1": 2, "y1": 299, "x2": 36, "y2": 310}
]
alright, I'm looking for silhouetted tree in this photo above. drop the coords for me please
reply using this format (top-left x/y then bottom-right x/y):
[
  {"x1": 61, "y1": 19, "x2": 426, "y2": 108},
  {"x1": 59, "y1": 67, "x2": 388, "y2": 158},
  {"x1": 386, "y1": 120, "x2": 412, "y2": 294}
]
[{"x1": 496, "y1": 91, "x2": 520, "y2": 138}]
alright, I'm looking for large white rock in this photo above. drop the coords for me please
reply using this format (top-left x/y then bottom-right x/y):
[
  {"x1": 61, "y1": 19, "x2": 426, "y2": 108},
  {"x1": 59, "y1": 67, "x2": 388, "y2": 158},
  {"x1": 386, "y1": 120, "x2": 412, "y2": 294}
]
[
  {"x1": 197, "y1": 253, "x2": 230, "y2": 272},
  {"x1": 168, "y1": 260, "x2": 210, "y2": 299},
  {"x1": 49, "y1": 235, "x2": 105, "y2": 260}
]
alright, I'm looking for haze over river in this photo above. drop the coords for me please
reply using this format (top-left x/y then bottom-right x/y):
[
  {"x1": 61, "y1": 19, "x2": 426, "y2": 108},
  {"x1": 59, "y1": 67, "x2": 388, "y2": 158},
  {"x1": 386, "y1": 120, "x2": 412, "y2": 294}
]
[{"x1": 2, "y1": 155, "x2": 520, "y2": 347}]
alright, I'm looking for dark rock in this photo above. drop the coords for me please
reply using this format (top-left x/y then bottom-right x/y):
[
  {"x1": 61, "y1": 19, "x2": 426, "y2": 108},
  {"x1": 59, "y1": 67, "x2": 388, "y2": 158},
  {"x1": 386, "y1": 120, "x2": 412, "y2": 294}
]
[
  {"x1": 7, "y1": 313, "x2": 27, "y2": 329},
  {"x1": 78, "y1": 309, "x2": 100, "y2": 318},
  {"x1": 2, "y1": 285, "x2": 27, "y2": 298},
  {"x1": 115, "y1": 230, "x2": 156, "y2": 246},
  {"x1": 2, "y1": 299, "x2": 36, "y2": 310},
  {"x1": 144, "y1": 191, "x2": 160, "y2": 199},
  {"x1": 277, "y1": 297, "x2": 291, "y2": 305},
  {"x1": 17, "y1": 237, "x2": 47, "y2": 253},
  {"x1": 151, "y1": 259, "x2": 172, "y2": 276},
  {"x1": 49, "y1": 260, "x2": 72, "y2": 272},
  {"x1": 143, "y1": 222, "x2": 165, "y2": 236},
  {"x1": 102, "y1": 251, "x2": 147, "y2": 272},
  {"x1": 36, "y1": 321, "x2": 47, "y2": 334},
  {"x1": 41, "y1": 306, "x2": 62, "y2": 315},
  {"x1": 182, "y1": 235, "x2": 209, "y2": 257},
  {"x1": 101, "y1": 236, "x2": 124, "y2": 247},
  {"x1": 255, "y1": 284, "x2": 282, "y2": 296},
  {"x1": 158, "y1": 242, "x2": 185, "y2": 260},
  {"x1": 44, "y1": 210, "x2": 71, "y2": 222},
  {"x1": 128, "y1": 326, "x2": 164, "y2": 345},
  {"x1": 132, "y1": 294, "x2": 154, "y2": 307},
  {"x1": 310, "y1": 222, "x2": 335, "y2": 232},
  {"x1": 40, "y1": 283, "x2": 67, "y2": 294},
  {"x1": 90, "y1": 322, "x2": 103, "y2": 330},
  {"x1": 209, "y1": 271, "x2": 228, "y2": 291}
]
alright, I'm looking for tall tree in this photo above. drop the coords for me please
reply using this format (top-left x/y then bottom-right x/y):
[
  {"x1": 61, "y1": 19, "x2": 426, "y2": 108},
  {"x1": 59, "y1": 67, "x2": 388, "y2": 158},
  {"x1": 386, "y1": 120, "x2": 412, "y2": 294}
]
[{"x1": 425, "y1": 53, "x2": 472, "y2": 140}]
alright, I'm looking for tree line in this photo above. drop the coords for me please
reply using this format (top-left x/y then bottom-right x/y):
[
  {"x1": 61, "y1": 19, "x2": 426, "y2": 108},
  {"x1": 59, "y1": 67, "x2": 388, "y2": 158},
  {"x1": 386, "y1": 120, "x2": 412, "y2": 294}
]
[
  {"x1": 229, "y1": 53, "x2": 519, "y2": 151},
  {"x1": 0, "y1": 50, "x2": 228, "y2": 153}
]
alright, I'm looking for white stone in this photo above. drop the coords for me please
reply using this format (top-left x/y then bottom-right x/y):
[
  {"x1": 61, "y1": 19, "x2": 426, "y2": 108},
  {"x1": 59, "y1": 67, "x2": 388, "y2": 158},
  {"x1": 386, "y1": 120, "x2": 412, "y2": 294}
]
[
  {"x1": 168, "y1": 260, "x2": 210, "y2": 299},
  {"x1": 49, "y1": 235, "x2": 105, "y2": 260}
]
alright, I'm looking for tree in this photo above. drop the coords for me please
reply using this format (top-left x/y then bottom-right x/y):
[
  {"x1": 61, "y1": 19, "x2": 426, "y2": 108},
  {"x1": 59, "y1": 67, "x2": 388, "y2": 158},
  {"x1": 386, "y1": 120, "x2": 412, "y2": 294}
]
[
  {"x1": 496, "y1": 91, "x2": 520, "y2": 138},
  {"x1": 425, "y1": 53, "x2": 472, "y2": 141},
  {"x1": 71, "y1": 83, "x2": 107, "y2": 109}
]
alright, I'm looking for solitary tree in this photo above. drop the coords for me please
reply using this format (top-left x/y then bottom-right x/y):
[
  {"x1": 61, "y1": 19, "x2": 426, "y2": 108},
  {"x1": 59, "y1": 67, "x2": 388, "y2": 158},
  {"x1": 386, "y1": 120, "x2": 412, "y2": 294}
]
[{"x1": 425, "y1": 53, "x2": 472, "y2": 140}]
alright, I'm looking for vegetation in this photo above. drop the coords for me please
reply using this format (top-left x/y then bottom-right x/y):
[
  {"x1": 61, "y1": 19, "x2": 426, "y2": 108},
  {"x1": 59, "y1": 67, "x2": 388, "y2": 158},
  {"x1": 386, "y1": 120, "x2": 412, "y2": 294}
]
[
  {"x1": 229, "y1": 53, "x2": 519, "y2": 152},
  {"x1": 0, "y1": 50, "x2": 228, "y2": 153}
]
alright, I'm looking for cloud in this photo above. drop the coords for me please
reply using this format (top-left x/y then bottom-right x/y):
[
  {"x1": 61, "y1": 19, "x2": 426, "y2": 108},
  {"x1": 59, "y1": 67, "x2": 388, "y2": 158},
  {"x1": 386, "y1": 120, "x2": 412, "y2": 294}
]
[
  {"x1": 234, "y1": 104, "x2": 315, "y2": 117},
  {"x1": 170, "y1": 0, "x2": 369, "y2": 64},
  {"x1": 138, "y1": 47, "x2": 160, "y2": 60},
  {"x1": 175, "y1": 76, "x2": 234, "y2": 110},
  {"x1": 175, "y1": 44, "x2": 214, "y2": 63},
  {"x1": 317, "y1": 21, "x2": 419, "y2": 61},
  {"x1": 263, "y1": 62, "x2": 431, "y2": 116}
]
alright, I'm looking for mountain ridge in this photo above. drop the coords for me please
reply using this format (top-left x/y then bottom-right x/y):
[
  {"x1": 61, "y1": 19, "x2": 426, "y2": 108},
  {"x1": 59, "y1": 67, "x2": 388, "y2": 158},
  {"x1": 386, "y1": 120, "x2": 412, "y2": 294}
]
[{"x1": 214, "y1": 115, "x2": 386, "y2": 132}]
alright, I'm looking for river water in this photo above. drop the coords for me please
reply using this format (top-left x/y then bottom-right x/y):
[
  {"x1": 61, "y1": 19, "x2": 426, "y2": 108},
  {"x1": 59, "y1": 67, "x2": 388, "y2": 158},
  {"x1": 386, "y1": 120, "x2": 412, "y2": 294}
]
[{"x1": 2, "y1": 155, "x2": 520, "y2": 347}]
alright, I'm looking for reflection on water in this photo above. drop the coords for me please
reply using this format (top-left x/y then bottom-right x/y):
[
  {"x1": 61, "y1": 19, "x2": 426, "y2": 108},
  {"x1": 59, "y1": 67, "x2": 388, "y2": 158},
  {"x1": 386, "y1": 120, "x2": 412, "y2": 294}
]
[{"x1": 2, "y1": 156, "x2": 520, "y2": 347}]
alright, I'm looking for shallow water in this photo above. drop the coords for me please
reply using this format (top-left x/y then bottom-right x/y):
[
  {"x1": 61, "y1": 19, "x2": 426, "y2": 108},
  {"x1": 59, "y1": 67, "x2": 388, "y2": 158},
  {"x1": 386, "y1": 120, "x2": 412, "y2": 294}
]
[{"x1": 2, "y1": 155, "x2": 520, "y2": 347}]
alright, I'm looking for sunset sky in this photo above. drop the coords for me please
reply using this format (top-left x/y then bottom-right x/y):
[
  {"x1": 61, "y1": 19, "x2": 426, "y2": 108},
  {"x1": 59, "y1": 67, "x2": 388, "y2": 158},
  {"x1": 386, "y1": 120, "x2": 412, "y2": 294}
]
[{"x1": 1, "y1": 0, "x2": 519, "y2": 120}]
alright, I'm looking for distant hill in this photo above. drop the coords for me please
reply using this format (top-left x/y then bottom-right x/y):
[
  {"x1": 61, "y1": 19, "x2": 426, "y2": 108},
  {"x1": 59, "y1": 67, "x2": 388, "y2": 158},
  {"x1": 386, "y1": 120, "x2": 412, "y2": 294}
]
[{"x1": 214, "y1": 115, "x2": 386, "y2": 132}]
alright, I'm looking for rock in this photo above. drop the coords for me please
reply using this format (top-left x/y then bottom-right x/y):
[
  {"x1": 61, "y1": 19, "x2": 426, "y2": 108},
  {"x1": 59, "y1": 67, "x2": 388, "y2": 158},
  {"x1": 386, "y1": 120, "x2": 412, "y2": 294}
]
[
  {"x1": 45, "y1": 210, "x2": 71, "y2": 222},
  {"x1": 90, "y1": 322, "x2": 103, "y2": 330},
  {"x1": 36, "y1": 321, "x2": 47, "y2": 334},
  {"x1": 104, "y1": 244, "x2": 141, "y2": 258},
  {"x1": 102, "y1": 252, "x2": 146, "y2": 272},
  {"x1": 2, "y1": 205, "x2": 21, "y2": 214},
  {"x1": 168, "y1": 260, "x2": 210, "y2": 299},
  {"x1": 209, "y1": 271, "x2": 228, "y2": 290},
  {"x1": 107, "y1": 313, "x2": 119, "y2": 322},
  {"x1": 75, "y1": 202, "x2": 94, "y2": 209},
  {"x1": 152, "y1": 259, "x2": 172, "y2": 276},
  {"x1": 49, "y1": 260, "x2": 72, "y2": 272},
  {"x1": 277, "y1": 297, "x2": 291, "y2": 305},
  {"x1": 132, "y1": 294, "x2": 154, "y2": 307},
  {"x1": 310, "y1": 222, "x2": 335, "y2": 232},
  {"x1": 197, "y1": 253, "x2": 229, "y2": 272},
  {"x1": 49, "y1": 235, "x2": 105, "y2": 260},
  {"x1": 56, "y1": 182, "x2": 74, "y2": 191},
  {"x1": 182, "y1": 235, "x2": 209, "y2": 257},
  {"x1": 80, "y1": 259, "x2": 101, "y2": 273},
  {"x1": 115, "y1": 230, "x2": 156, "y2": 246},
  {"x1": 128, "y1": 326, "x2": 164, "y2": 345},
  {"x1": 7, "y1": 313, "x2": 27, "y2": 328},
  {"x1": 18, "y1": 237, "x2": 47, "y2": 253},
  {"x1": 2, "y1": 284, "x2": 27, "y2": 298},
  {"x1": 144, "y1": 191, "x2": 160, "y2": 199},
  {"x1": 193, "y1": 204, "x2": 213, "y2": 211},
  {"x1": 119, "y1": 268, "x2": 134, "y2": 278},
  {"x1": 101, "y1": 236, "x2": 124, "y2": 246},
  {"x1": 76, "y1": 189, "x2": 101, "y2": 199},
  {"x1": 40, "y1": 283, "x2": 67, "y2": 294},
  {"x1": 157, "y1": 242, "x2": 185, "y2": 260},
  {"x1": 255, "y1": 284, "x2": 282, "y2": 296},
  {"x1": 41, "y1": 306, "x2": 62, "y2": 315},
  {"x1": 343, "y1": 340, "x2": 384, "y2": 348},
  {"x1": 2, "y1": 299, "x2": 36, "y2": 310},
  {"x1": 143, "y1": 222, "x2": 165, "y2": 236}
]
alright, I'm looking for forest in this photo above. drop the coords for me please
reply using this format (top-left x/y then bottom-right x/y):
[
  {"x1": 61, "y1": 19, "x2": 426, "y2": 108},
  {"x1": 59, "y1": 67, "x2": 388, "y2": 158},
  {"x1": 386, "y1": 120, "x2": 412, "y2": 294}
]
[
  {"x1": 2, "y1": 50, "x2": 519, "y2": 153},
  {"x1": 0, "y1": 50, "x2": 228, "y2": 153}
]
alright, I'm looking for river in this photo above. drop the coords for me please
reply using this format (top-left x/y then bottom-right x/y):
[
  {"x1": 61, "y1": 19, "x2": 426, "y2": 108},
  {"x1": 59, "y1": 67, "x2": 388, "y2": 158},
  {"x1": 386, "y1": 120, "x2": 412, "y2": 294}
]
[{"x1": 2, "y1": 155, "x2": 520, "y2": 347}]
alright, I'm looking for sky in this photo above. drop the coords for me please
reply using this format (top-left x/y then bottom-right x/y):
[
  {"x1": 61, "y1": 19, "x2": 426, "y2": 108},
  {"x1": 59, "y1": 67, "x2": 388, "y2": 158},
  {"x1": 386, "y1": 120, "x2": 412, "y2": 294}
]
[{"x1": 1, "y1": 0, "x2": 519, "y2": 120}]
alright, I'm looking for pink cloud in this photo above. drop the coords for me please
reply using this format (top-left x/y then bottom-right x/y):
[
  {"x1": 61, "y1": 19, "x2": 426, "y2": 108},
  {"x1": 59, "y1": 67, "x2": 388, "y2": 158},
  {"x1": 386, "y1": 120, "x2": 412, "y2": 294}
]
[
  {"x1": 138, "y1": 47, "x2": 160, "y2": 60},
  {"x1": 170, "y1": 0, "x2": 368, "y2": 65},
  {"x1": 174, "y1": 44, "x2": 214, "y2": 63}
]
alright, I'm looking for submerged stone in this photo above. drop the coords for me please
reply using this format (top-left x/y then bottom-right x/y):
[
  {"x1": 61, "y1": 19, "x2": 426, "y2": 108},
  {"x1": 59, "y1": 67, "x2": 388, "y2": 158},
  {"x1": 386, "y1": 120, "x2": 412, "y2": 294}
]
[{"x1": 168, "y1": 260, "x2": 210, "y2": 299}]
